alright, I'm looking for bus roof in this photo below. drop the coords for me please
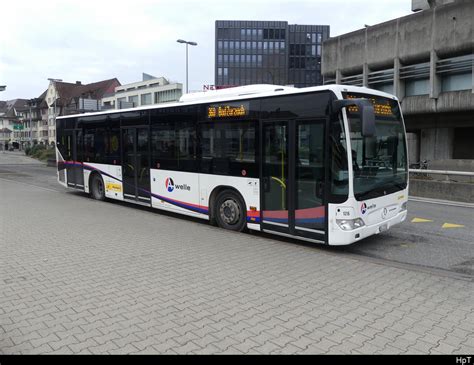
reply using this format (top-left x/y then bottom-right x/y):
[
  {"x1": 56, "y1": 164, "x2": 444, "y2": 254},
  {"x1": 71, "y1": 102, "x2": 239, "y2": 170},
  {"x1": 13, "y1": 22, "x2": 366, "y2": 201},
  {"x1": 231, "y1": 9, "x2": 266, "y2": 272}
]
[{"x1": 56, "y1": 84, "x2": 399, "y2": 120}]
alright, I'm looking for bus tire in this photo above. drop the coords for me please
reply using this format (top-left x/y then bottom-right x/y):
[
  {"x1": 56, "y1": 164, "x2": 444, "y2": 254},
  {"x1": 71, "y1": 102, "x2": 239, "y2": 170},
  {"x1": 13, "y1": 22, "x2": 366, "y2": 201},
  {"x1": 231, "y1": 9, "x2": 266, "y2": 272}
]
[
  {"x1": 214, "y1": 190, "x2": 247, "y2": 232},
  {"x1": 90, "y1": 173, "x2": 106, "y2": 201}
]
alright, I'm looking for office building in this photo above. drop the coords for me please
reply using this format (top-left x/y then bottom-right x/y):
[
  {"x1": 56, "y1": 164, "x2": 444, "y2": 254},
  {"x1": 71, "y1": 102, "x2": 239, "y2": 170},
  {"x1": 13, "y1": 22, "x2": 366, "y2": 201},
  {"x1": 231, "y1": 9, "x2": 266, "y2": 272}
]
[
  {"x1": 215, "y1": 20, "x2": 330, "y2": 88},
  {"x1": 102, "y1": 73, "x2": 183, "y2": 109}
]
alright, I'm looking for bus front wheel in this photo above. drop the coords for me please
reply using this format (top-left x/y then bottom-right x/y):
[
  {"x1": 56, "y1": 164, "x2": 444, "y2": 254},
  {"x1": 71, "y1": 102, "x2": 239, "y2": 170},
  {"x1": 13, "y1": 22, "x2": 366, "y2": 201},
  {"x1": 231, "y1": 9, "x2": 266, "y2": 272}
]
[
  {"x1": 90, "y1": 174, "x2": 105, "y2": 201},
  {"x1": 214, "y1": 190, "x2": 247, "y2": 232}
]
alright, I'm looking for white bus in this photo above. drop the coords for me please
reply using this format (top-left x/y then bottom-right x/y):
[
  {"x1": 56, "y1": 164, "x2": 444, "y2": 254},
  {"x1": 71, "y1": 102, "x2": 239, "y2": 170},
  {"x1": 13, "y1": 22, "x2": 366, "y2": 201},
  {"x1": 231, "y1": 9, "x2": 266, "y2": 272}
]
[{"x1": 56, "y1": 84, "x2": 408, "y2": 245}]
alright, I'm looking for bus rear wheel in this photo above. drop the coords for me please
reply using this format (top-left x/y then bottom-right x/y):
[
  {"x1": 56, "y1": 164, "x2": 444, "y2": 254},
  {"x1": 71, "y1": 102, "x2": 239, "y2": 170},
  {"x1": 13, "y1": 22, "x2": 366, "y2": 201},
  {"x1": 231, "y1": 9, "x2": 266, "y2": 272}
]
[
  {"x1": 90, "y1": 174, "x2": 105, "y2": 201},
  {"x1": 214, "y1": 190, "x2": 247, "y2": 232}
]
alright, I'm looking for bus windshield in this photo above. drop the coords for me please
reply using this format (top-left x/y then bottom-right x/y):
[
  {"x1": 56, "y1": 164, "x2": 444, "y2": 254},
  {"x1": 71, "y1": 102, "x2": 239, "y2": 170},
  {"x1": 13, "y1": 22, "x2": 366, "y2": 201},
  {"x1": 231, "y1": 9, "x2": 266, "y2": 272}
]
[{"x1": 343, "y1": 93, "x2": 408, "y2": 201}]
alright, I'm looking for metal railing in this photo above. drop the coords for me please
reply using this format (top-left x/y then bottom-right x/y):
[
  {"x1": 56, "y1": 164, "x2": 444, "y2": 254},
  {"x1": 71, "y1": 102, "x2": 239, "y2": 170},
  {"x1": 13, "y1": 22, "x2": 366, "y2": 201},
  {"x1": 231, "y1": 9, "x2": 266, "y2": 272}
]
[
  {"x1": 409, "y1": 169, "x2": 474, "y2": 182},
  {"x1": 409, "y1": 169, "x2": 474, "y2": 176}
]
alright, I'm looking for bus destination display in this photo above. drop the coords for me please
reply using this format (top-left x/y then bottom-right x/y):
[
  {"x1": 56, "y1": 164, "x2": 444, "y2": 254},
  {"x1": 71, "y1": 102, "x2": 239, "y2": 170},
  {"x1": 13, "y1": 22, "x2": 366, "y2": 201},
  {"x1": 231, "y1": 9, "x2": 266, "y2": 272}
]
[
  {"x1": 345, "y1": 94, "x2": 395, "y2": 117},
  {"x1": 207, "y1": 102, "x2": 249, "y2": 119}
]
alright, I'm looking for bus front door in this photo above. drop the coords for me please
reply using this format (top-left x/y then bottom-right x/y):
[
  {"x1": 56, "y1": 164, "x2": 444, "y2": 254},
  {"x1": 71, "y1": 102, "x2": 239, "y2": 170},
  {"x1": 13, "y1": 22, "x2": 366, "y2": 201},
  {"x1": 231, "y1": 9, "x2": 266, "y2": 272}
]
[
  {"x1": 261, "y1": 119, "x2": 327, "y2": 243},
  {"x1": 122, "y1": 127, "x2": 151, "y2": 204}
]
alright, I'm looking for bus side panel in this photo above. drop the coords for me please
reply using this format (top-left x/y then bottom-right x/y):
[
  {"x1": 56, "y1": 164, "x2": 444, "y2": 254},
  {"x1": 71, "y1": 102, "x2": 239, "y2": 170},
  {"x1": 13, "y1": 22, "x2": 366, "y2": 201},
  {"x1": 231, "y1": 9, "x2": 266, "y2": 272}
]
[
  {"x1": 82, "y1": 162, "x2": 124, "y2": 201},
  {"x1": 150, "y1": 169, "x2": 203, "y2": 217},
  {"x1": 199, "y1": 174, "x2": 260, "y2": 227}
]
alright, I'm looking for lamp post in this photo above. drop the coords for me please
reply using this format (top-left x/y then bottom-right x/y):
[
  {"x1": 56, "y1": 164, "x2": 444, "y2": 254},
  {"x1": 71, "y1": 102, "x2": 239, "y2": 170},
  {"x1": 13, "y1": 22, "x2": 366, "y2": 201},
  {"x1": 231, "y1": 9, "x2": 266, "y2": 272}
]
[{"x1": 177, "y1": 39, "x2": 197, "y2": 94}]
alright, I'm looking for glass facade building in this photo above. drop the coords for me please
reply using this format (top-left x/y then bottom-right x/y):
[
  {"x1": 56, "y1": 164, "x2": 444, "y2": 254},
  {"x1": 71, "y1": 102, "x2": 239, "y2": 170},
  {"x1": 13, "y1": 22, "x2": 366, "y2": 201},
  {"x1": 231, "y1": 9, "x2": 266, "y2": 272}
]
[{"x1": 215, "y1": 21, "x2": 330, "y2": 88}]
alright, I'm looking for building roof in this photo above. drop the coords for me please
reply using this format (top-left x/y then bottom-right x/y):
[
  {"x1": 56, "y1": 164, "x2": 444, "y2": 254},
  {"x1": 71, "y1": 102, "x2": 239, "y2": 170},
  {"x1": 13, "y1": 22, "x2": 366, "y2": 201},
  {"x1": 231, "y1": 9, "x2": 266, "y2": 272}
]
[
  {"x1": 53, "y1": 78, "x2": 121, "y2": 107},
  {"x1": 0, "y1": 99, "x2": 29, "y2": 118}
]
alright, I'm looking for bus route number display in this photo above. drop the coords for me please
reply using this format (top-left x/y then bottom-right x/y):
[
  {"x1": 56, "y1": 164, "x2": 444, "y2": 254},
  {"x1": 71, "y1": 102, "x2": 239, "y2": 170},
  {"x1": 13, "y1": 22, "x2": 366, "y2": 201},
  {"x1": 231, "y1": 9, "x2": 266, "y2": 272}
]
[
  {"x1": 207, "y1": 102, "x2": 249, "y2": 119},
  {"x1": 345, "y1": 94, "x2": 395, "y2": 117}
]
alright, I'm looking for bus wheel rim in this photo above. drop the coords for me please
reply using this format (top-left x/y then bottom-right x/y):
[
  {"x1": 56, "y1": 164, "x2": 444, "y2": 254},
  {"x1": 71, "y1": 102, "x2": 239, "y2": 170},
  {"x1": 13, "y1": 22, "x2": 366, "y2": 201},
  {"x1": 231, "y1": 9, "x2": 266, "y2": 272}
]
[{"x1": 220, "y1": 199, "x2": 240, "y2": 225}]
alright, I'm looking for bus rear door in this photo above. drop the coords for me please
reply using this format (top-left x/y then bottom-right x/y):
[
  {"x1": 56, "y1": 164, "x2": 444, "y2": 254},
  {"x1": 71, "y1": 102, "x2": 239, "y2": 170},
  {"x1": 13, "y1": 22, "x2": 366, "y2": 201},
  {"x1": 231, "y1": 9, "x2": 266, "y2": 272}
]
[{"x1": 122, "y1": 127, "x2": 151, "y2": 204}]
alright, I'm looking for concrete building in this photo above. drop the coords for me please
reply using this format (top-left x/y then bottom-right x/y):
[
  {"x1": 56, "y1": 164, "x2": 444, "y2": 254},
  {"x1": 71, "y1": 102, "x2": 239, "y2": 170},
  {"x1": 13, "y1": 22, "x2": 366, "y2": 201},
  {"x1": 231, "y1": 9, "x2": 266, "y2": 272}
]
[
  {"x1": 215, "y1": 20, "x2": 330, "y2": 88},
  {"x1": 102, "y1": 73, "x2": 183, "y2": 109},
  {"x1": 322, "y1": 0, "x2": 473, "y2": 163}
]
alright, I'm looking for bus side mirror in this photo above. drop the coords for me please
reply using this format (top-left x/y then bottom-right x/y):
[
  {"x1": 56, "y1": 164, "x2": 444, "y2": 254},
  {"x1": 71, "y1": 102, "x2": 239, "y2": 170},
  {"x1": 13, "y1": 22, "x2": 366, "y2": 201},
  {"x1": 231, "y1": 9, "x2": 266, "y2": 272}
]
[{"x1": 332, "y1": 98, "x2": 375, "y2": 137}]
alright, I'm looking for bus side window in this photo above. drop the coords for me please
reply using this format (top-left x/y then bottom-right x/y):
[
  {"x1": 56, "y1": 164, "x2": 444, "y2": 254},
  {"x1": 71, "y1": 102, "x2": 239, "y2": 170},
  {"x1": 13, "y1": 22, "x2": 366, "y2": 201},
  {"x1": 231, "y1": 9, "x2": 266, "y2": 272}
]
[
  {"x1": 200, "y1": 121, "x2": 256, "y2": 177},
  {"x1": 151, "y1": 121, "x2": 197, "y2": 172}
]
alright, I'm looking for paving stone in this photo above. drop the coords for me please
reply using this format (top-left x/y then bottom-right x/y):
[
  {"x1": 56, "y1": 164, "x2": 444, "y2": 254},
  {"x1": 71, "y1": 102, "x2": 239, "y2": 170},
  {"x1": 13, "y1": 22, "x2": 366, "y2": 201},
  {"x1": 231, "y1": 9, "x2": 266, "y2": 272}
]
[{"x1": 1, "y1": 177, "x2": 474, "y2": 356}]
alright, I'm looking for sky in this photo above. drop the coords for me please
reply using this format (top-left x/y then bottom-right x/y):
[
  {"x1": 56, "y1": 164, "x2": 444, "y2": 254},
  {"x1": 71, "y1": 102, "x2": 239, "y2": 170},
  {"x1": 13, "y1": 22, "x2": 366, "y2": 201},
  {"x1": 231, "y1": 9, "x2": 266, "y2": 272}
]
[{"x1": 0, "y1": 0, "x2": 414, "y2": 100}]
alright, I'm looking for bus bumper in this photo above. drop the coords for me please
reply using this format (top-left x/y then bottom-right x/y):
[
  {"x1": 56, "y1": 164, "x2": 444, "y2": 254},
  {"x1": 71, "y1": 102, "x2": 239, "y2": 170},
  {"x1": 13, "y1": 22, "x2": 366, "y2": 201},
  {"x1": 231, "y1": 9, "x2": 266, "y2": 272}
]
[{"x1": 329, "y1": 210, "x2": 408, "y2": 246}]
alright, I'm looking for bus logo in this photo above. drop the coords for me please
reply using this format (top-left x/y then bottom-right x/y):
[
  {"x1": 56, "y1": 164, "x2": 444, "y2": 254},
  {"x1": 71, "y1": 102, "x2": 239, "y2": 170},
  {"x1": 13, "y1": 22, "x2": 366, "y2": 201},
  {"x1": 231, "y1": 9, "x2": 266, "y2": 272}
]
[
  {"x1": 165, "y1": 177, "x2": 191, "y2": 193},
  {"x1": 361, "y1": 202, "x2": 376, "y2": 215},
  {"x1": 165, "y1": 177, "x2": 174, "y2": 192}
]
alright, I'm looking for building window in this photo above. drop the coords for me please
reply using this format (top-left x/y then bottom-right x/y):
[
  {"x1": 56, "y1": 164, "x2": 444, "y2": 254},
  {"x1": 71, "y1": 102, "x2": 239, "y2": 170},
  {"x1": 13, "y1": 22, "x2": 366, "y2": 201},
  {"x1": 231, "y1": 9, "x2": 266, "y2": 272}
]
[
  {"x1": 441, "y1": 73, "x2": 472, "y2": 92},
  {"x1": 437, "y1": 54, "x2": 473, "y2": 92},
  {"x1": 368, "y1": 69, "x2": 394, "y2": 93},
  {"x1": 141, "y1": 93, "x2": 152, "y2": 105},
  {"x1": 373, "y1": 83, "x2": 394, "y2": 94},
  {"x1": 400, "y1": 62, "x2": 430, "y2": 96},
  {"x1": 405, "y1": 79, "x2": 429, "y2": 96},
  {"x1": 128, "y1": 95, "x2": 139, "y2": 106}
]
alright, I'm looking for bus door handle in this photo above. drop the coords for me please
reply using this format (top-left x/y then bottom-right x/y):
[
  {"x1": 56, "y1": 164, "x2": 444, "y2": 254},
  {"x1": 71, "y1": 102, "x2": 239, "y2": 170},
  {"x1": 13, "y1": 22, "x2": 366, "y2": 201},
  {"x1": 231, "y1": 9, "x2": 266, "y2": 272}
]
[
  {"x1": 315, "y1": 181, "x2": 324, "y2": 198},
  {"x1": 263, "y1": 177, "x2": 270, "y2": 192}
]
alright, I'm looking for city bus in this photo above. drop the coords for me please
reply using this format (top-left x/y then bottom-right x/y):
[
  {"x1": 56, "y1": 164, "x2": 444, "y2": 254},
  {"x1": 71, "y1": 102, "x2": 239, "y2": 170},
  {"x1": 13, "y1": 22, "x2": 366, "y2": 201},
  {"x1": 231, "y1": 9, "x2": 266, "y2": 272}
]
[{"x1": 56, "y1": 84, "x2": 408, "y2": 245}]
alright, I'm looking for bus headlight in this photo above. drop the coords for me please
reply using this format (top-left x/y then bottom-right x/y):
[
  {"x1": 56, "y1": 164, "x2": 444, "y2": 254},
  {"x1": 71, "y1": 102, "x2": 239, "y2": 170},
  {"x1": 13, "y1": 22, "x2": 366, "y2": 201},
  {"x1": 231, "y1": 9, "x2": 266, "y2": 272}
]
[
  {"x1": 336, "y1": 218, "x2": 365, "y2": 231},
  {"x1": 401, "y1": 202, "x2": 407, "y2": 211}
]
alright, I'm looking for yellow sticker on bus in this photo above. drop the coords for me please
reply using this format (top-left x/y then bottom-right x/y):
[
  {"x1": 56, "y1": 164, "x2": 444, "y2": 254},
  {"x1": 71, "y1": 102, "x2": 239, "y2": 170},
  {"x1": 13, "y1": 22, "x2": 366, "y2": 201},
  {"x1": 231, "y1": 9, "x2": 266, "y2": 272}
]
[{"x1": 106, "y1": 183, "x2": 122, "y2": 192}]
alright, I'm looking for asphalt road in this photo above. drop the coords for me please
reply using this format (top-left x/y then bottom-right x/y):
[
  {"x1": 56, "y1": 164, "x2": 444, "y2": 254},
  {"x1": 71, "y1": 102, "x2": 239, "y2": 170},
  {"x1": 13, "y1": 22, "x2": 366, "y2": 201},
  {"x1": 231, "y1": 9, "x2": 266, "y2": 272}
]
[{"x1": 1, "y1": 151, "x2": 473, "y2": 279}]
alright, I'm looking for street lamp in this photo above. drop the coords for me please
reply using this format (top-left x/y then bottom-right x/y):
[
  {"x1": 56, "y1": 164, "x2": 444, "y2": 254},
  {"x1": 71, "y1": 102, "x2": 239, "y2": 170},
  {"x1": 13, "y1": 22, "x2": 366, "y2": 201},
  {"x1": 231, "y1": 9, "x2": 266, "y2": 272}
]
[
  {"x1": 0, "y1": 85, "x2": 6, "y2": 92},
  {"x1": 177, "y1": 39, "x2": 198, "y2": 94}
]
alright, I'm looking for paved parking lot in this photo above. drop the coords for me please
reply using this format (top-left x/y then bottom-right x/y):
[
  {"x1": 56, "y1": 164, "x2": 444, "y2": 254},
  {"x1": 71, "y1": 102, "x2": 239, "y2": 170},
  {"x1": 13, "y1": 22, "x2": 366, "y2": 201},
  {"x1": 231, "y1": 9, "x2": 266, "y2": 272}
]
[{"x1": 1, "y1": 176, "x2": 474, "y2": 354}]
